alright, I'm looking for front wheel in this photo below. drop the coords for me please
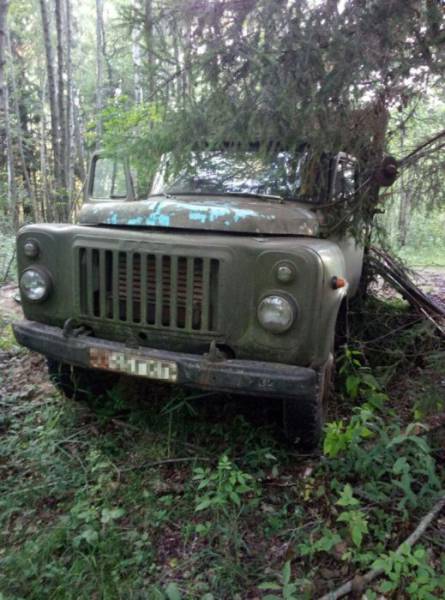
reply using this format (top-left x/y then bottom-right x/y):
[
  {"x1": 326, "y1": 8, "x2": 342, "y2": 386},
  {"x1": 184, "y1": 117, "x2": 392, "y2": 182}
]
[
  {"x1": 282, "y1": 356, "x2": 333, "y2": 451},
  {"x1": 47, "y1": 358, "x2": 119, "y2": 402}
]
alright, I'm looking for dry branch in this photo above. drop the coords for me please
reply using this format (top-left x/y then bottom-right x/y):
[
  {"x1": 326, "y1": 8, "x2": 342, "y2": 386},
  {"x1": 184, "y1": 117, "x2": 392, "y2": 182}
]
[
  {"x1": 370, "y1": 246, "x2": 445, "y2": 335},
  {"x1": 317, "y1": 493, "x2": 445, "y2": 600}
]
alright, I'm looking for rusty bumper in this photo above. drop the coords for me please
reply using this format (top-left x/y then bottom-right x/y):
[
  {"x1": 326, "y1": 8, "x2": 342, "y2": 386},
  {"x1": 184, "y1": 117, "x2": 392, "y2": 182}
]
[{"x1": 13, "y1": 320, "x2": 317, "y2": 400}]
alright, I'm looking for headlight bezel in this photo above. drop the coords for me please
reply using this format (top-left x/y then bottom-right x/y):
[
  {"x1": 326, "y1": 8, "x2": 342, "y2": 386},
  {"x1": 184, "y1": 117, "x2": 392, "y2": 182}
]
[
  {"x1": 257, "y1": 293, "x2": 297, "y2": 334},
  {"x1": 19, "y1": 267, "x2": 52, "y2": 303}
]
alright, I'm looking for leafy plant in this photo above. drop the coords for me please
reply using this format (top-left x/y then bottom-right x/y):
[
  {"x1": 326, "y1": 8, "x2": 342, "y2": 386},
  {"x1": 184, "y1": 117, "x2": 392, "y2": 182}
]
[
  {"x1": 258, "y1": 561, "x2": 309, "y2": 600},
  {"x1": 372, "y1": 543, "x2": 445, "y2": 599},
  {"x1": 337, "y1": 346, "x2": 389, "y2": 410},
  {"x1": 323, "y1": 406, "x2": 374, "y2": 458},
  {"x1": 336, "y1": 485, "x2": 369, "y2": 548},
  {"x1": 193, "y1": 454, "x2": 258, "y2": 516}
]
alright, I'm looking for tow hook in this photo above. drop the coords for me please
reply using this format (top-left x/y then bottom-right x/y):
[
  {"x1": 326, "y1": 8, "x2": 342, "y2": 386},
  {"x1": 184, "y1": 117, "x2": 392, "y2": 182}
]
[
  {"x1": 204, "y1": 340, "x2": 226, "y2": 363},
  {"x1": 62, "y1": 318, "x2": 90, "y2": 338}
]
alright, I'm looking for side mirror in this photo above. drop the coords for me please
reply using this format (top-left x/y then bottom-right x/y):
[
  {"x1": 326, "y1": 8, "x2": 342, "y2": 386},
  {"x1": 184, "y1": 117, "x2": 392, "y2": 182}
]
[{"x1": 86, "y1": 154, "x2": 134, "y2": 202}]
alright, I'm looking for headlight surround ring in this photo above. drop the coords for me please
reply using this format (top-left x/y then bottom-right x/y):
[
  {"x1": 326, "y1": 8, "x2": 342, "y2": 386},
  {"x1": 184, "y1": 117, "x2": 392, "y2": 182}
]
[
  {"x1": 257, "y1": 294, "x2": 296, "y2": 334},
  {"x1": 20, "y1": 267, "x2": 52, "y2": 302}
]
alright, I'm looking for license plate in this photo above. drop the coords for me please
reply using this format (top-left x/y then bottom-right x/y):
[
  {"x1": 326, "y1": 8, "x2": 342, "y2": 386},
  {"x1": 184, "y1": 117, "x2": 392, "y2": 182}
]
[{"x1": 90, "y1": 348, "x2": 178, "y2": 382}]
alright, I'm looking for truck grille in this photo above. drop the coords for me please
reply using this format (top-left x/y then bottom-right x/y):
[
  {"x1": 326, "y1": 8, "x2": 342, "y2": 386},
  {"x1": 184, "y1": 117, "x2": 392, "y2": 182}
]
[{"x1": 77, "y1": 248, "x2": 220, "y2": 332}]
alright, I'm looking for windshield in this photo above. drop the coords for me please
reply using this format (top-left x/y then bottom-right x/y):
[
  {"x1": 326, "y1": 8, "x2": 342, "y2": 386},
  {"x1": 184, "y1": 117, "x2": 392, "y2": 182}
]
[{"x1": 151, "y1": 150, "x2": 317, "y2": 201}]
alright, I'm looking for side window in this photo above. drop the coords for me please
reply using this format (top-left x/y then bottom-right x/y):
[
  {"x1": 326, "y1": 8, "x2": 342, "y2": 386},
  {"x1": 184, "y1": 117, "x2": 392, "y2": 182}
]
[
  {"x1": 333, "y1": 158, "x2": 357, "y2": 198},
  {"x1": 91, "y1": 157, "x2": 128, "y2": 200}
]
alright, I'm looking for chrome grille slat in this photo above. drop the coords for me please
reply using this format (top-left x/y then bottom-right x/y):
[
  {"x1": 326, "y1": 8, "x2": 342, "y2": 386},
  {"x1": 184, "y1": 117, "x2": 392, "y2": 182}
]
[{"x1": 78, "y1": 247, "x2": 219, "y2": 333}]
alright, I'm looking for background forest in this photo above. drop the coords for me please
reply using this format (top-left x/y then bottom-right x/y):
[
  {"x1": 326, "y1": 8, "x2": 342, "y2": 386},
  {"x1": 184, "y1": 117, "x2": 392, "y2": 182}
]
[{"x1": 0, "y1": 0, "x2": 444, "y2": 269}]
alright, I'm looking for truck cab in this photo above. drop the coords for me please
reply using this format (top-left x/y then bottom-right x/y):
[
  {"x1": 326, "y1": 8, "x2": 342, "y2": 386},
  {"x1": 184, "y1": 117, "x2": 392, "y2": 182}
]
[{"x1": 13, "y1": 146, "x2": 366, "y2": 449}]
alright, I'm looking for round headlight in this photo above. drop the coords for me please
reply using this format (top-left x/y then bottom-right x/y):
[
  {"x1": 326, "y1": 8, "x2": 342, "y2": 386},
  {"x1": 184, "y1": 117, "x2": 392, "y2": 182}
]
[
  {"x1": 20, "y1": 268, "x2": 51, "y2": 302},
  {"x1": 23, "y1": 239, "x2": 40, "y2": 258},
  {"x1": 257, "y1": 295, "x2": 295, "y2": 334}
]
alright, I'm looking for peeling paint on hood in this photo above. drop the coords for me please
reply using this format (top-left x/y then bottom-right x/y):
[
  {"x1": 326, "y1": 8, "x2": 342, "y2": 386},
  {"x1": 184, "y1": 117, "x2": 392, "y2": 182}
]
[{"x1": 79, "y1": 195, "x2": 319, "y2": 236}]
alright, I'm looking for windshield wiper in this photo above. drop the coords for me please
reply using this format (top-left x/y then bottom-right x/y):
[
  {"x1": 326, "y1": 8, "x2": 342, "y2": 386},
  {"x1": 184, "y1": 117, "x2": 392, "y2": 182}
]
[{"x1": 219, "y1": 191, "x2": 283, "y2": 201}]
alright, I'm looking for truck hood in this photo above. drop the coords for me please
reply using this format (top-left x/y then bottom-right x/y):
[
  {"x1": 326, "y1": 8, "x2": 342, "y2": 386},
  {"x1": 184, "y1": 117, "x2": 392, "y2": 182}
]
[{"x1": 79, "y1": 195, "x2": 319, "y2": 236}]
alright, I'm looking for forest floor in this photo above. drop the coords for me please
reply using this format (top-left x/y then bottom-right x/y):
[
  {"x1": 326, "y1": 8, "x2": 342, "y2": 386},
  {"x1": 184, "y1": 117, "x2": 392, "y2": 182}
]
[{"x1": 0, "y1": 269, "x2": 444, "y2": 599}]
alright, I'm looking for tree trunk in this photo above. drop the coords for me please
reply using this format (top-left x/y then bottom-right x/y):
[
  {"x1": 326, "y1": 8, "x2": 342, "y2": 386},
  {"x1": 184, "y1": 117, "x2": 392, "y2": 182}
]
[
  {"x1": 95, "y1": 0, "x2": 105, "y2": 141},
  {"x1": 4, "y1": 84, "x2": 17, "y2": 224},
  {"x1": 39, "y1": 73, "x2": 51, "y2": 221},
  {"x1": 72, "y1": 81, "x2": 86, "y2": 183},
  {"x1": 0, "y1": 0, "x2": 9, "y2": 163},
  {"x1": 6, "y1": 29, "x2": 40, "y2": 221},
  {"x1": 55, "y1": 0, "x2": 68, "y2": 219},
  {"x1": 65, "y1": 0, "x2": 74, "y2": 213},
  {"x1": 144, "y1": 0, "x2": 154, "y2": 99},
  {"x1": 132, "y1": 0, "x2": 143, "y2": 103},
  {"x1": 39, "y1": 0, "x2": 60, "y2": 188}
]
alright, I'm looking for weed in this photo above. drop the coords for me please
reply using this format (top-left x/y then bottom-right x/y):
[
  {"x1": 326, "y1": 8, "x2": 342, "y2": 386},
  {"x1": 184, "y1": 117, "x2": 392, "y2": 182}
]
[
  {"x1": 193, "y1": 454, "x2": 258, "y2": 516},
  {"x1": 1, "y1": 298, "x2": 445, "y2": 598},
  {"x1": 371, "y1": 543, "x2": 445, "y2": 599},
  {"x1": 335, "y1": 484, "x2": 369, "y2": 548},
  {"x1": 259, "y1": 561, "x2": 312, "y2": 600}
]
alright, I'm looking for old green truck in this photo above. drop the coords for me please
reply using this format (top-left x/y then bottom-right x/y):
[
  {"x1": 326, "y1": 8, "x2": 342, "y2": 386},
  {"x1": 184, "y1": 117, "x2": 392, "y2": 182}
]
[{"x1": 12, "y1": 148, "x2": 396, "y2": 449}]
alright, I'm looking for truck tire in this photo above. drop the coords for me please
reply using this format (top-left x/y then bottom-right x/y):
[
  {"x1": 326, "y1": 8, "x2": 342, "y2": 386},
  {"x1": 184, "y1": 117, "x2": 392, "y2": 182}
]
[
  {"x1": 282, "y1": 357, "x2": 333, "y2": 451},
  {"x1": 47, "y1": 358, "x2": 119, "y2": 402}
]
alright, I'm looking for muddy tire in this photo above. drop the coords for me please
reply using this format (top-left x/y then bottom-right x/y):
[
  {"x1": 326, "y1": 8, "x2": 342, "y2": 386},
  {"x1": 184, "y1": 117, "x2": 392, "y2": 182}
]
[
  {"x1": 47, "y1": 358, "x2": 119, "y2": 402},
  {"x1": 282, "y1": 356, "x2": 333, "y2": 451}
]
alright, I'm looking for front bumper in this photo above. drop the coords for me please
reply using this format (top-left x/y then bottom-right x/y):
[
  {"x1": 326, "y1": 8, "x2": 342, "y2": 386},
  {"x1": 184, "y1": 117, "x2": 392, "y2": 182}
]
[{"x1": 13, "y1": 320, "x2": 318, "y2": 400}]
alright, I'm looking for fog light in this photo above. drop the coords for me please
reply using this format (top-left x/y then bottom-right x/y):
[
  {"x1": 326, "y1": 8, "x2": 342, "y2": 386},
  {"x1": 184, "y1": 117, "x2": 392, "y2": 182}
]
[
  {"x1": 23, "y1": 240, "x2": 40, "y2": 258},
  {"x1": 257, "y1": 295, "x2": 295, "y2": 334},
  {"x1": 20, "y1": 268, "x2": 51, "y2": 302}
]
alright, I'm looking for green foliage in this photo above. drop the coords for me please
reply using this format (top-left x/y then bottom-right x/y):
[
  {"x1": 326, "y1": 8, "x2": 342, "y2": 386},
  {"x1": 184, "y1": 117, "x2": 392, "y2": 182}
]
[
  {"x1": 337, "y1": 345, "x2": 389, "y2": 409},
  {"x1": 0, "y1": 228, "x2": 16, "y2": 283},
  {"x1": 372, "y1": 543, "x2": 445, "y2": 599},
  {"x1": 1, "y1": 310, "x2": 445, "y2": 598},
  {"x1": 324, "y1": 346, "x2": 390, "y2": 458},
  {"x1": 297, "y1": 528, "x2": 342, "y2": 559},
  {"x1": 259, "y1": 561, "x2": 312, "y2": 600},
  {"x1": 325, "y1": 410, "x2": 441, "y2": 515},
  {"x1": 324, "y1": 407, "x2": 374, "y2": 458},
  {"x1": 336, "y1": 485, "x2": 369, "y2": 548},
  {"x1": 193, "y1": 454, "x2": 258, "y2": 515}
]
